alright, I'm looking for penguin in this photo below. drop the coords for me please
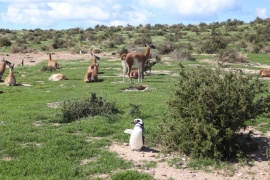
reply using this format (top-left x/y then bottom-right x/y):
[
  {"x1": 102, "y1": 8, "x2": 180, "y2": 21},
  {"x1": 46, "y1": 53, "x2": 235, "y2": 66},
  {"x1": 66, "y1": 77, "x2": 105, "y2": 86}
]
[{"x1": 124, "y1": 118, "x2": 144, "y2": 151}]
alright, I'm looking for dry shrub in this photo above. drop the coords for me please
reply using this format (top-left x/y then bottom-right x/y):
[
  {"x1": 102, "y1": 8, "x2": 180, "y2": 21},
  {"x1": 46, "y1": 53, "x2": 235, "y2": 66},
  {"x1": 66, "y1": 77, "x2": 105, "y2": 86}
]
[
  {"x1": 259, "y1": 46, "x2": 270, "y2": 54},
  {"x1": 216, "y1": 49, "x2": 249, "y2": 64},
  {"x1": 10, "y1": 43, "x2": 28, "y2": 53},
  {"x1": 171, "y1": 48, "x2": 193, "y2": 61},
  {"x1": 92, "y1": 48, "x2": 101, "y2": 54}
]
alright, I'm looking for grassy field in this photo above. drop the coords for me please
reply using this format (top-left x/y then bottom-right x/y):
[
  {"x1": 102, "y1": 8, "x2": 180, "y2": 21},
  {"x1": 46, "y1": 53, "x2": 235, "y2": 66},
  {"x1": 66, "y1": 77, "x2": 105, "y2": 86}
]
[
  {"x1": 0, "y1": 55, "x2": 180, "y2": 179},
  {"x1": 0, "y1": 51, "x2": 270, "y2": 179}
]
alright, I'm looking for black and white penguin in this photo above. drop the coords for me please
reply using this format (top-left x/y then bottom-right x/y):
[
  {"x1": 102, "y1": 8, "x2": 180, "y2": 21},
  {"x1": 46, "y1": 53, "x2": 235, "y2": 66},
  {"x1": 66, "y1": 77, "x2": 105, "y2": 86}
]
[{"x1": 124, "y1": 118, "x2": 144, "y2": 151}]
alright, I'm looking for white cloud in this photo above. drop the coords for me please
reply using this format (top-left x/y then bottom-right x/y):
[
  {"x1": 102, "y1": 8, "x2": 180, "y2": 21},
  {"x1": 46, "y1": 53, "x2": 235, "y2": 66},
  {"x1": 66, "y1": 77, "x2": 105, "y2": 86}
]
[
  {"x1": 47, "y1": 3, "x2": 110, "y2": 20},
  {"x1": 256, "y1": 8, "x2": 268, "y2": 19},
  {"x1": 1, "y1": 2, "x2": 111, "y2": 27},
  {"x1": 139, "y1": 0, "x2": 235, "y2": 16}
]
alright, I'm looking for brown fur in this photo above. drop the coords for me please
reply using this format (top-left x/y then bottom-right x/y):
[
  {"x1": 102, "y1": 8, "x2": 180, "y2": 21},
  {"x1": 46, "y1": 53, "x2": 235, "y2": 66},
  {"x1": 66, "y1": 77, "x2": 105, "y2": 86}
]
[
  {"x1": 4, "y1": 63, "x2": 16, "y2": 86},
  {"x1": 259, "y1": 68, "x2": 270, "y2": 77},
  {"x1": 130, "y1": 69, "x2": 139, "y2": 79},
  {"x1": 48, "y1": 73, "x2": 67, "y2": 81},
  {"x1": 0, "y1": 59, "x2": 11, "y2": 81},
  {"x1": 120, "y1": 53, "x2": 127, "y2": 60},
  {"x1": 87, "y1": 54, "x2": 100, "y2": 73},
  {"x1": 124, "y1": 44, "x2": 155, "y2": 83},
  {"x1": 47, "y1": 53, "x2": 60, "y2": 69},
  {"x1": 84, "y1": 64, "x2": 98, "y2": 83}
]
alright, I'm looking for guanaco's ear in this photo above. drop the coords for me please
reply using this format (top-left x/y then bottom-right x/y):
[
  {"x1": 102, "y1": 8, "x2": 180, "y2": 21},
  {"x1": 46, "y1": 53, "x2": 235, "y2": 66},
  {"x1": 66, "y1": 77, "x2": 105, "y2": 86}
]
[
  {"x1": 150, "y1": 44, "x2": 156, "y2": 49},
  {"x1": 95, "y1": 55, "x2": 100, "y2": 60}
]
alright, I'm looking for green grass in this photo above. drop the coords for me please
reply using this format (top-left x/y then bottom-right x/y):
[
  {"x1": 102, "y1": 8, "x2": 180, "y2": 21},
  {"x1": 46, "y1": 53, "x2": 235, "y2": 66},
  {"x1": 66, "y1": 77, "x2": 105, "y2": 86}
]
[
  {"x1": 0, "y1": 54, "x2": 270, "y2": 179},
  {"x1": 0, "y1": 57, "x2": 179, "y2": 179},
  {"x1": 247, "y1": 53, "x2": 270, "y2": 64}
]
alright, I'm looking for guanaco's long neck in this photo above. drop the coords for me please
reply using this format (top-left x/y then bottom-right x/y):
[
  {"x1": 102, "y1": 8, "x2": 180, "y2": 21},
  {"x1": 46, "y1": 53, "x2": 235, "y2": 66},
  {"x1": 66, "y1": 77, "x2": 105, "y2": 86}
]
[
  {"x1": 6, "y1": 67, "x2": 13, "y2": 79},
  {"x1": 9, "y1": 67, "x2": 13, "y2": 76},
  {"x1": 144, "y1": 46, "x2": 151, "y2": 58},
  {"x1": 48, "y1": 54, "x2": 52, "y2": 61},
  {"x1": 0, "y1": 63, "x2": 5, "y2": 73}
]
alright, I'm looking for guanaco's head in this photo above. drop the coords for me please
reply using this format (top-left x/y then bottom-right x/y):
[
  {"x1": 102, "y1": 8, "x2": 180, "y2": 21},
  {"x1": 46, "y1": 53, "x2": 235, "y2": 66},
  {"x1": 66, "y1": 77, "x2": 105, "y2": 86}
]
[
  {"x1": 92, "y1": 54, "x2": 100, "y2": 60},
  {"x1": 120, "y1": 53, "x2": 127, "y2": 60},
  {"x1": 8, "y1": 63, "x2": 14, "y2": 70},
  {"x1": 145, "y1": 43, "x2": 156, "y2": 49},
  {"x1": 1, "y1": 59, "x2": 11, "y2": 65}
]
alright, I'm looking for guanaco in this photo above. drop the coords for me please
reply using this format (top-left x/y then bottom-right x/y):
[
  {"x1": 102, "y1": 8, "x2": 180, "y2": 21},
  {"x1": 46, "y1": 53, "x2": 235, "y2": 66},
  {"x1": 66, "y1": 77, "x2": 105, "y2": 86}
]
[
  {"x1": 47, "y1": 53, "x2": 60, "y2": 69},
  {"x1": 4, "y1": 63, "x2": 16, "y2": 86},
  {"x1": 124, "y1": 44, "x2": 155, "y2": 83},
  {"x1": 84, "y1": 64, "x2": 99, "y2": 83},
  {"x1": 0, "y1": 59, "x2": 11, "y2": 81}
]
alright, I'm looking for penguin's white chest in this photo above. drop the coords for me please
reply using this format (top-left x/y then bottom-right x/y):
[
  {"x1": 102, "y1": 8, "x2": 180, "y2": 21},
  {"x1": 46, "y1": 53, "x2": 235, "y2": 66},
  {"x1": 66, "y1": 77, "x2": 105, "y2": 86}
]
[{"x1": 129, "y1": 126, "x2": 143, "y2": 151}]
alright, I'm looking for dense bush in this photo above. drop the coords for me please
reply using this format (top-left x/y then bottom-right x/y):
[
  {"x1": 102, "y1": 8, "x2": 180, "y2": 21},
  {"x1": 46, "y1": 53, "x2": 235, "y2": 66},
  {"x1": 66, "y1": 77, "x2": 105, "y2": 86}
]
[
  {"x1": 171, "y1": 48, "x2": 193, "y2": 61},
  {"x1": 111, "y1": 34, "x2": 125, "y2": 45},
  {"x1": 216, "y1": 48, "x2": 248, "y2": 64},
  {"x1": 157, "y1": 42, "x2": 175, "y2": 54},
  {"x1": 118, "y1": 47, "x2": 129, "y2": 56},
  {"x1": 10, "y1": 43, "x2": 28, "y2": 53},
  {"x1": 59, "y1": 93, "x2": 119, "y2": 123},
  {"x1": 0, "y1": 37, "x2": 12, "y2": 47},
  {"x1": 200, "y1": 35, "x2": 228, "y2": 54},
  {"x1": 160, "y1": 65, "x2": 270, "y2": 160},
  {"x1": 133, "y1": 34, "x2": 152, "y2": 46},
  {"x1": 41, "y1": 65, "x2": 56, "y2": 72}
]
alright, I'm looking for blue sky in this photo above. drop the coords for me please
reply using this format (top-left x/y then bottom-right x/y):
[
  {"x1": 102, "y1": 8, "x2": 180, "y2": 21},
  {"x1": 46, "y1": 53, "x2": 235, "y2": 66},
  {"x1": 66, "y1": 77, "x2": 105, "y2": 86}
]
[{"x1": 0, "y1": 0, "x2": 269, "y2": 30}]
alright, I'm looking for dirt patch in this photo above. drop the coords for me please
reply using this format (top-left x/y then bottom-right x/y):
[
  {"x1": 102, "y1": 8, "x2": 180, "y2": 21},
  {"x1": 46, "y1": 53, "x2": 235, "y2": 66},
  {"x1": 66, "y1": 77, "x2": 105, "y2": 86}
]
[
  {"x1": 109, "y1": 130, "x2": 270, "y2": 180},
  {"x1": 0, "y1": 51, "x2": 118, "y2": 67},
  {"x1": 47, "y1": 102, "x2": 61, "y2": 108}
]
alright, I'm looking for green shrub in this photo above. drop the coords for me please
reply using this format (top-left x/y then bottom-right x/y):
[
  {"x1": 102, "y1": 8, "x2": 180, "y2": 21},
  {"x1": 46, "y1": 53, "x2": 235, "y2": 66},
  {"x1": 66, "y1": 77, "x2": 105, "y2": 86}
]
[
  {"x1": 0, "y1": 37, "x2": 12, "y2": 47},
  {"x1": 92, "y1": 48, "x2": 101, "y2": 54},
  {"x1": 200, "y1": 36, "x2": 228, "y2": 54},
  {"x1": 157, "y1": 42, "x2": 175, "y2": 54},
  {"x1": 118, "y1": 47, "x2": 129, "y2": 56},
  {"x1": 70, "y1": 46, "x2": 81, "y2": 54},
  {"x1": 41, "y1": 65, "x2": 56, "y2": 72},
  {"x1": 59, "y1": 93, "x2": 119, "y2": 123},
  {"x1": 216, "y1": 48, "x2": 248, "y2": 64},
  {"x1": 107, "y1": 41, "x2": 115, "y2": 48},
  {"x1": 133, "y1": 34, "x2": 152, "y2": 46},
  {"x1": 160, "y1": 65, "x2": 270, "y2": 160},
  {"x1": 171, "y1": 48, "x2": 193, "y2": 61}
]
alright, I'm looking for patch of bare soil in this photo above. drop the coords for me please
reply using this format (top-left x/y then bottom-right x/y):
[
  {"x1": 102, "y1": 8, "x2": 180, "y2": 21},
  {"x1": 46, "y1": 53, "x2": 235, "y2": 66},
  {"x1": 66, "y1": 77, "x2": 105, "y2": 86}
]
[
  {"x1": 0, "y1": 51, "x2": 118, "y2": 67},
  {"x1": 109, "y1": 128, "x2": 270, "y2": 180}
]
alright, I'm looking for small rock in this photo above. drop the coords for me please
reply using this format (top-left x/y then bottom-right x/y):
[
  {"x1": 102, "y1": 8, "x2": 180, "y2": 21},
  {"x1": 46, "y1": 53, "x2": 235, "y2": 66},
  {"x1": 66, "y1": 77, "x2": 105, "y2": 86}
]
[
  {"x1": 237, "y1": 173, "x2": 243, "y2": 177},
  {"x1": 175, "y1": 162, "x2": 183, "y2": 166},
  {"x1": 182, "y1": 164, "x2": 188, "y2": 169},
  {"x1": 134, "y1": 163, "x2": 142, "y2": 167}
]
